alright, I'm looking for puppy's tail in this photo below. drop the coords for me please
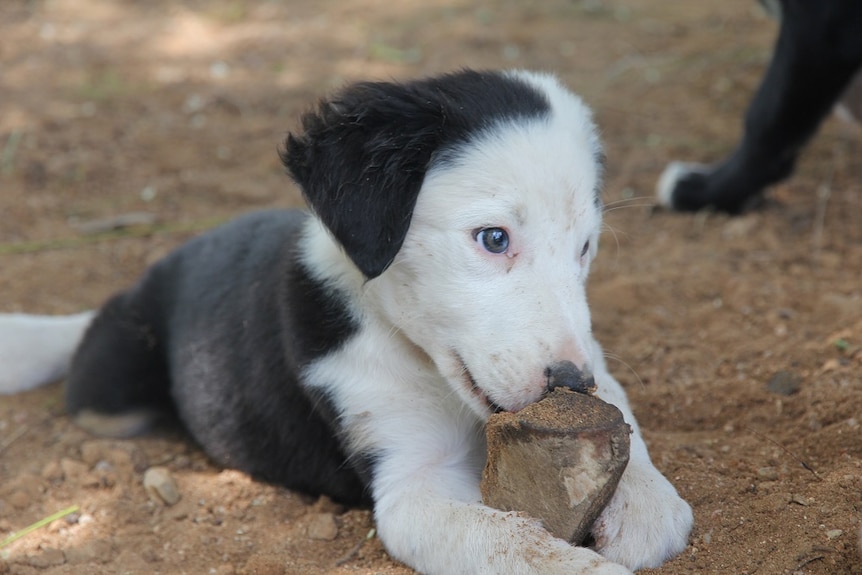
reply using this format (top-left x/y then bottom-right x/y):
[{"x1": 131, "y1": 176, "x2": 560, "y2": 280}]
[{"x1": 0, "y1": 312, "x2": 95, "y2": 394}]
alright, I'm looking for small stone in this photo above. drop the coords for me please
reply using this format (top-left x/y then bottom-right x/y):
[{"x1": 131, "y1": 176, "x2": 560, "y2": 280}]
[
  {"x1": 26, "y1": 548, "x2": 65, "y2": 568},
  {"x1": 143, "y1": 466, "x2": 181, "y2": 506},
  {"x1": 481, "y1": 389, "x2": 630, "y2": 544},
  {"x1": 306, "y1": 512, "x2": 339, "y2": 541},
  {"x1": 65, "y1": 538, "x2": 114, "y2": 564},
  {"x1": 757, "y1": 466, "x2": 779, "y2": 481},
  {"x1": 790, "y1": 494, "x2": 809, "y2": 506},
  {"x1": 60, "y1": 457, "x2": 100, "y2": 487},
  {"x1": 825, "y1": 529, "x2": 843, "y2": 540},
  {"x1": 766, "y1": 371, "x2": 802, "y2": 396}
]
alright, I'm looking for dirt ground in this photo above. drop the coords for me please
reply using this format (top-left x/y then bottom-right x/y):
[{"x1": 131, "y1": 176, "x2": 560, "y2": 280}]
[{"x1": 1, "y1": 0, "x2": 860, "y2": 573}]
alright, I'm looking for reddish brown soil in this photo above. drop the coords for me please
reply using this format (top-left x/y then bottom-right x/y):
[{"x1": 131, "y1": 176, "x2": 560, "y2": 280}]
[{"x1": 1, "y1": 1, "x2": 860, "y2": 574}]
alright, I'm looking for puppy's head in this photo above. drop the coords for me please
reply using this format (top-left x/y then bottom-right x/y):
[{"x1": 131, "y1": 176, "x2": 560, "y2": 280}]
[
  {"x1": 284, "y1": 70, "x2": 604, "y2": 418},
  {"x1": 283, "y1": 70, "x2": 552, "y2": 279}
]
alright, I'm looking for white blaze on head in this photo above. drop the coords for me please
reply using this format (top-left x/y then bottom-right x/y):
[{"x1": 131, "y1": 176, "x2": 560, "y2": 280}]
[{"x1": 369, "y1": 72, "x2": 604, "y2": 417}]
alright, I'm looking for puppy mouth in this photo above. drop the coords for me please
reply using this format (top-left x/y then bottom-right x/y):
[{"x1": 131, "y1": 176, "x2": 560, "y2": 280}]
[{"x1": 455, "y1": 354, "x2": 506, "y2": 414}]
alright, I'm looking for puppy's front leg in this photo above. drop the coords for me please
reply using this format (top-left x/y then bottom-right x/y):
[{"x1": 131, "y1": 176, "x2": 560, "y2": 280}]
[
  {"x1": 371, "y1": 453, "x2": 632, "y2": 575},
  {"x1": 589, "y1": 348, "x2": 694, "y2": 570},
  {"x1": 591, "y1": 432, "x2": 693, "y2": 570}
]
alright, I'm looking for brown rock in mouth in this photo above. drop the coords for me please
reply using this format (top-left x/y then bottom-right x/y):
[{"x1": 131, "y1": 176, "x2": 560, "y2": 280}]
[{"x1": 480, "y1": 388, "x2": 631, "y2": 545}]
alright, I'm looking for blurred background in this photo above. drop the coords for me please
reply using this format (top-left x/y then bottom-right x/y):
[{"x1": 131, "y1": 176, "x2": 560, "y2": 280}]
[{"x1": 1, "y1": 2, "x2": 860, "y2": 574}]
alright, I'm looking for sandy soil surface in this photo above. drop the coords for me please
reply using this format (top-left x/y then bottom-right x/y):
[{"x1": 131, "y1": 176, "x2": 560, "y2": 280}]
[{"x1": 1, "y1": 1, "x2": 860, "y2": 573}]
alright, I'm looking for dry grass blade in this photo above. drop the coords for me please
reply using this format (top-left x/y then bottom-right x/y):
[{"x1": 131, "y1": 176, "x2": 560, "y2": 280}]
[
  {"x1": 0, "y1": 217, "x2": 227, "y2": 256},
  {"x1": 0, "y1": 505, "x2": 80, "y2": 549}
]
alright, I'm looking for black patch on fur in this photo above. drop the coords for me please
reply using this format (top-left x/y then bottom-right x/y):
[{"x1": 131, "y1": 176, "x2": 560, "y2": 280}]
[
  {"x1": 281, "y1": 69, "x2": 551, "y2": 278},
  {"x1": 67, "y1": 211, "x2": 371, "y2": 505},
  {"x1": 284, "y1": 257, "x2": 358, "y2": 361}
]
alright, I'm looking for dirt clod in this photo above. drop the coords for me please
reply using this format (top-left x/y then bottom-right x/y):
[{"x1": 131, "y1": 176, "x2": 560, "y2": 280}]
[
  {"x1": 481, "y1": 389, "x2": 630, "y2": 544},
  {"x1": 25, "y1": 548, "x2": 65, "y2": 568},
  {"x1": 143, "y1": 466, "x2": 181, "y2": 506},
  {"x1": 306, "y1": 512, "x2": 339, "y2": 541},
  {"x1": 766, "y1": 370, "x2": 802, "y2": 396}
]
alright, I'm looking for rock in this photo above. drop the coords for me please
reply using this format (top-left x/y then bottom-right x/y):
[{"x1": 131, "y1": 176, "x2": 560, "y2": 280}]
[
  {"x1": 65, "y1": 539, "x2": 114, "y2": 565},
  {"x1": 756, "y1": 466, "x2": 779, "y2": 481},
  {"x1": 143, "y1": 466, "x2": 181, "y2": 506},
  {"x1": 60, "y1": 457, "x2": 100, "y2": 487},
  {"x1": 26, "y1": 548, "x2": 65, "y2": 568},
  {"x1": 766, "y1": 371, "x2": 802, "y2": 396},
  {"x1": 481, "y1": 388, "x2": 630, "y2": 544},
  {"x1": 306, "y1": 512, "x2": 339, "y2": 541},
  {"x1": 790, "y1": 493, "x2": 810, "y2": 506}
]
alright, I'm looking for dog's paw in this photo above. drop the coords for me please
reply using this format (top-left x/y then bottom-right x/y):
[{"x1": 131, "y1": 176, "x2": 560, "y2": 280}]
[
  {"x1": 591, "y1": 462, "x2": 693, "y2": 571},
  {"x1": 530, "y1": 543, "x2": 633, "y2": 575},
  {"x1": 655, "y1": 161, "x2": 711, "y2": 211}
]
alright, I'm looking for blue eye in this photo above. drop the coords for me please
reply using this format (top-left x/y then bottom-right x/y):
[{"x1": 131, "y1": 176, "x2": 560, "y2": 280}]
[{"x1": 477, "y1": 228, "x2": 509, "y2": 254}]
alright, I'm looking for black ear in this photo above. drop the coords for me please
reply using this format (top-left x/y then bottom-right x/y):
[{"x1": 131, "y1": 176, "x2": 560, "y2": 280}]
[
  {"x1": 281, "y1": 71, "x2": 552, "y2": 279},
  {"x1": 281, "y1": 80, "x2": 450, "y2": 279}
]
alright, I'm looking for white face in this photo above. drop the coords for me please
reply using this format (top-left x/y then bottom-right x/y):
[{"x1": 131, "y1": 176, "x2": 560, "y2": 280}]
[{"x1": 372, "y1": 92, "x2": 604, "y2": 419}]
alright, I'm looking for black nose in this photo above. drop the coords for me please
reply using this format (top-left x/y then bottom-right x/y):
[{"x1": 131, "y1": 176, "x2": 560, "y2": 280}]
[{"x1": 545, "y1": 360, "x2": 596, "y2": 395}]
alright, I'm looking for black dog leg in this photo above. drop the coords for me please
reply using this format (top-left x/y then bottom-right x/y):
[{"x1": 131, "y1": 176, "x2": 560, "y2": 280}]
[{"x1": 657, "y1": 0, "x2": 862, "y2": 213}]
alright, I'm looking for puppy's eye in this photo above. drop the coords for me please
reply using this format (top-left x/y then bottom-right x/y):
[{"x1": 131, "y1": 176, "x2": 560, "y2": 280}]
[
  {"x1": 476, "y1": 228, "x2": 509, "y2": 254},
  {"x1": 580, "y1": 240, "x2": 590, "y2": 258}
]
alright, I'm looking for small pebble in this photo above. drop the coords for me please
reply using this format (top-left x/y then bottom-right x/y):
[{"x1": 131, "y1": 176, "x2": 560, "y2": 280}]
[
  {"x1": 27, "y1": 548, "x2": 66, "y2": 568},
  {"x1": 143, "y1": 466, "x2": 181, "y2": 506},
  {"x1": 61, "y1": 457, "x2": 90, "y2": 479},
  {"x1": 790, "y1": 494, "x2": 809, "y2": 506},
  {"x1": 757, "y1": 466, "x2": 779, "y2": 481},
  {"x1": 766, "y1": 371, "x2": 802, "y2": 396},
  {"x1": 306, "y1": 512, "x2": 339, "y2": 541}
]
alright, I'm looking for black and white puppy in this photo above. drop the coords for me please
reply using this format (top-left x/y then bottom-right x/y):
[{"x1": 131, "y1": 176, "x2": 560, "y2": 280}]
[
  {"x1": 657, "y1": 0, "x2": 862, "y2": 213},
  {"x1": 0, "y1": 70, "x2": 692, "y2": 575}
]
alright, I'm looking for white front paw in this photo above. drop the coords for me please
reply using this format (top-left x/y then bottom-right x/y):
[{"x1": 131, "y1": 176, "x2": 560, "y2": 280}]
[
  {"x1": 532, "y1": 542, "x2": 634, "y2": 575},
  {"x1": 591, "y1": 463, "x2": 693, "y2": 571}
]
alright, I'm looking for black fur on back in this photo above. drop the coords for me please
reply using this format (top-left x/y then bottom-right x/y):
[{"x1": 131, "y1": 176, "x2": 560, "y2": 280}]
[
  {"x1": 281, "y1": 70, "x2": 551, "y2": 279},
  {"x1": 67, "y1": 210, "x2": 370, "y2": 504}
]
